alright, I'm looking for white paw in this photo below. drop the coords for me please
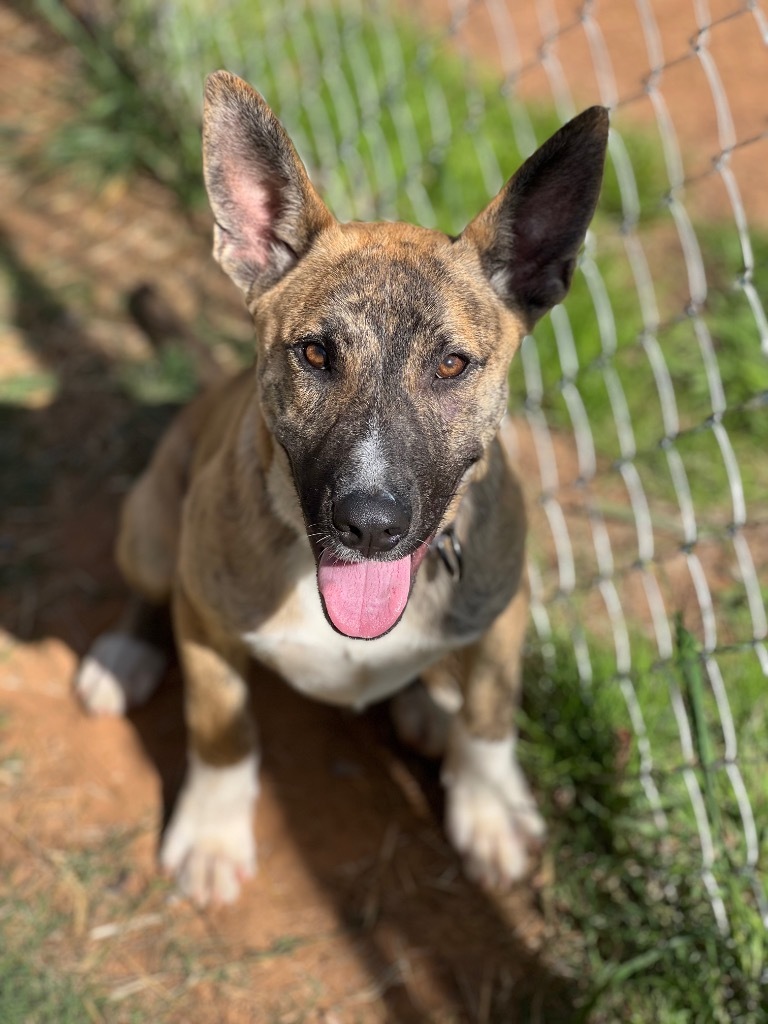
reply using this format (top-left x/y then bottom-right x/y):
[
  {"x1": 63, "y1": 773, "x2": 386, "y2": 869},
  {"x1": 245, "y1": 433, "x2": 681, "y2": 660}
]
[
  {"x1": 446, "y1": 776, "x2": 545, "y2": 889},
  {"x1": 160, "y1": 753, "x2": 259, "y2": 907},
  {"x1": 443, "y1": 725, "x2": 545, "y2": 890},
  {"x1": 75, "y1": 632, "x2": 167, "y2": 716},
  {"x1": 390, "y1": 681, "x2": 456, "y2": 759}
]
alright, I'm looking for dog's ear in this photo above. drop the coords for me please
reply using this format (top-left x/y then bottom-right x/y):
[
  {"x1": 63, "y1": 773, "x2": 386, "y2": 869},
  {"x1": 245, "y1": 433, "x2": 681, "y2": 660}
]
[
  {"x1": 461, "y1": 107, "x2": 609, "y2": 332},
  {"x1": 203, "y1": 71, "x2": 335, "y2": 298}
]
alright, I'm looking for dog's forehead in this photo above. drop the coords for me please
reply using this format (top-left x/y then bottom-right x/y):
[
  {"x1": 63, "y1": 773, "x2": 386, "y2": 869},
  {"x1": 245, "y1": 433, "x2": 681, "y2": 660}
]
[{"x1": 272, "y1": 221, "x2": 499, "y2": 343}]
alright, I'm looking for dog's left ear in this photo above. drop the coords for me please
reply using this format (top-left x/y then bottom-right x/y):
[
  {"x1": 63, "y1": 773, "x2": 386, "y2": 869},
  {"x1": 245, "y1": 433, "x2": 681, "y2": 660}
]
[
  {"x1": 203, "y1": 71, "x2": 335, "y2": 298},
  {"x1": 461, "y1": 107, "x2": 609, "y2": 332}
]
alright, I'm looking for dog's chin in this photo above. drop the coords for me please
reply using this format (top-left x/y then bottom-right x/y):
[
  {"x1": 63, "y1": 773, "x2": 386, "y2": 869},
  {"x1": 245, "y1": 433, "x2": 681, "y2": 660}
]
[{"x1": 314, "y1": 541, "x2": 431, "y2": 641}]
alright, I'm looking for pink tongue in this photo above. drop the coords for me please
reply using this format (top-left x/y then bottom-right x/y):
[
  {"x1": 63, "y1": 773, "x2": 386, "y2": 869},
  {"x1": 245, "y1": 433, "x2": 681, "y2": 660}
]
[{"x1": 318, "y1": 551, "x2": 412, "y2": 639}]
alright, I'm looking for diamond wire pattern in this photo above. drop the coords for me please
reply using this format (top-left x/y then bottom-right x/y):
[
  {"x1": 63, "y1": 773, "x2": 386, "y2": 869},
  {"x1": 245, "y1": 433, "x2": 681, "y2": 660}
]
[{"x1": 472, "y1": 0, "x2": 767, "y2": 934}]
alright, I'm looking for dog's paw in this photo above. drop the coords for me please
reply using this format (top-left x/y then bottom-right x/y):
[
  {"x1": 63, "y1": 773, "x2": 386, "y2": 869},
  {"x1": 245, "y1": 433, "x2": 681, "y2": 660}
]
[
  {"x1": 443, "y1": 726, "x2": 545, "y2": 890},
  {"x1": 390, "y1": 681, "x2": 455, "y2": 759},
  {"x1": 161, "y1": 824, "x2": 256, "y2": 908},
  {"x1": 445, "y1": 775, "x2": 545, "y2": 889},
  {"x1": 75, "y1": 632, "x2": 167, "y2": 716},
  {"x1": 160, "y1": 754, "x2": 258, "y2": 908}
]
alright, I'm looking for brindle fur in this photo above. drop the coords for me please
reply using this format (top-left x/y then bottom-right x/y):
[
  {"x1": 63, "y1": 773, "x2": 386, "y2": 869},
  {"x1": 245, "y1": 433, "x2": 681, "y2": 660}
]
[{"x1": 76, "y1": 71, "x2": 608, "y2": 905}]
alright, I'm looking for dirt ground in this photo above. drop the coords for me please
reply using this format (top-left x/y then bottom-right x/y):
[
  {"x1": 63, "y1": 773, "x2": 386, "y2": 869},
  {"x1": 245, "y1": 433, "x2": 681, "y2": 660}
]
[{"x1": 0, "y1": 2, "x2": 765, "y2": 1022}]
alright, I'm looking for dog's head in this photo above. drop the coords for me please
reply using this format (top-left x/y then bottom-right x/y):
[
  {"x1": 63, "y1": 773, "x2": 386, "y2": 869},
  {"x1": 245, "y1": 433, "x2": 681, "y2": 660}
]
[{"x1": 203, "y1": 71, "x2": 608, "y2": 640}]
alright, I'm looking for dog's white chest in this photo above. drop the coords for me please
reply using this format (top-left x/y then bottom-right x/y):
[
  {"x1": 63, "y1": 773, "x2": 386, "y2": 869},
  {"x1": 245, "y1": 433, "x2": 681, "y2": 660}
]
[{"x1": 242, "y1": 556, "x2": 447, "y2": 709}]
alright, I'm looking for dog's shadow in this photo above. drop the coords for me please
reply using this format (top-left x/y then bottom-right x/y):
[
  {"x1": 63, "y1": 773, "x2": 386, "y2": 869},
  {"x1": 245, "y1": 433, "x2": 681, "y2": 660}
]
[
  {"x1": 130, "y1": 659, "x2": 580, "y2": 1023},
  {"x1": 1, "y1": 229, "x2": 579, "y2": 1022}
]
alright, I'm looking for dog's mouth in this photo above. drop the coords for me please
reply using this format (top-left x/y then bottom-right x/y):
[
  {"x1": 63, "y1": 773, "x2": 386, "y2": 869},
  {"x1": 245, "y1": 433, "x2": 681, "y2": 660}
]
[{"x1": 316, "y1": 542, "x2": 431, "y2": 640}]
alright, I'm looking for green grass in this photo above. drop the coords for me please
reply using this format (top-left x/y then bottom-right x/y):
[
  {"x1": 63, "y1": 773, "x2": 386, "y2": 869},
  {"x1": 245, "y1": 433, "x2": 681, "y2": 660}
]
[
  {"x1": 32, "y1": 0, "x2": 203, "y2": 206},
  {"x1": 0, "y1": 891, "x2": 105, "y2": 1024},
  {"x1": 118, "y1": 343, "x2": 199, "y2": 405},
  {"x1": 0, "y1": 372, "x2": 59, "y2": 406},
  {"x1": 0, "y1": 951, "x2": 102, "y2": 1023},
  {"x1": 519, "y1": 629, "x2": 768, "y2": 1022}
]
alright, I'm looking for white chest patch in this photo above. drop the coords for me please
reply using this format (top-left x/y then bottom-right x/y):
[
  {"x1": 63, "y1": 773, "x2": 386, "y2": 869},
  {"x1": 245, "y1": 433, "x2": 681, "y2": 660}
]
[{"x1": 242, "y1": 549, "x2": 451, "y2": 710}]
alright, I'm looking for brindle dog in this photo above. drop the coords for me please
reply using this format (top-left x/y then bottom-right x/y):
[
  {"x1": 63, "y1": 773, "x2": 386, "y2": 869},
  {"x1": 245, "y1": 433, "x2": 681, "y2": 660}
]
[{"x1": 76, "y1": 71, "x2": 608, "y2": 906}]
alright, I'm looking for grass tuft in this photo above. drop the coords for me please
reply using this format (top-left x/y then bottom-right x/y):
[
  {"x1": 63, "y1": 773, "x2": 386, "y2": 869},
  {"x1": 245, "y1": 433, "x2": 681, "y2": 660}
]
[
  {"x1": 0, "y1": 890, "x2": 106, "y2": 1024},
  {"x1": 520, "y1": 637, "x2": 768, "y2": 1023},
  {"x1": 118, "y1": 344, "x2": 199, "y2": 406}
]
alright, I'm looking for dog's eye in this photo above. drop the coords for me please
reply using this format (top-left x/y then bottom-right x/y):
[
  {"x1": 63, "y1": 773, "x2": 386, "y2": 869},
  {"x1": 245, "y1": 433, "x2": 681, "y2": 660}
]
[
  {"x1": 303, "y1": 341, "x2": 329, "y2": 371},
  {"x1": 436, "y1": 353, "x2": 469, "y2": 379}
]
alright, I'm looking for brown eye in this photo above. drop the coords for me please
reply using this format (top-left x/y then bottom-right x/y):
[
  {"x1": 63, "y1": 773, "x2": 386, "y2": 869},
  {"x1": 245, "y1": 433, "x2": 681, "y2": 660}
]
[
  {"x1": 303, "y1": 341, "x2": 329, "y2": 370},
  {"x1": 436, "y1": 353, "x2": 468, "y2": 379}
]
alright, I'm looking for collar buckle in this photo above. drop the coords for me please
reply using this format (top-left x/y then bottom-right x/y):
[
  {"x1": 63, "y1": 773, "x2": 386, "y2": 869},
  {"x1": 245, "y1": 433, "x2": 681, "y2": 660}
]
[{"x1": 431, "y1": 526, "x2": 463, "y2": 580}]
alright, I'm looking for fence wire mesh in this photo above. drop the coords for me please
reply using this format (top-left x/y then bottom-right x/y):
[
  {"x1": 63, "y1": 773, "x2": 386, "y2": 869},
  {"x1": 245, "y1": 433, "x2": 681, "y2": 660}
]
[{"x1": 129, "y1": 0, "x2": 767, "y2": 943}]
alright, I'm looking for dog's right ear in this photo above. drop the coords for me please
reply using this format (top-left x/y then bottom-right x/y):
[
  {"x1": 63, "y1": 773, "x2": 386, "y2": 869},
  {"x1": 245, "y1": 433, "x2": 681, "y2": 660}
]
[{"x1": 203, "y1": 71, "x2": 335, "y2": 298}]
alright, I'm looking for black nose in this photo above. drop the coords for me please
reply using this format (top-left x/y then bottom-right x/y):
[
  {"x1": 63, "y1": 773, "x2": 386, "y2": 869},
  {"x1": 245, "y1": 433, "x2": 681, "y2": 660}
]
[{"x1": 332, "y1": 490, "x2": 411, "y2": 556}]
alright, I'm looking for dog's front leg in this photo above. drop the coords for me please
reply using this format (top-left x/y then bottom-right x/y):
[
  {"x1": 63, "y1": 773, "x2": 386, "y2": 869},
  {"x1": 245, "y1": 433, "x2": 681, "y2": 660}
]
[
  {"x1": 442, "y1": 586, "x2": 545, "y2": 890},
  {"x1": 160, "y1": 584, "x2": 258, "y2": 907}
]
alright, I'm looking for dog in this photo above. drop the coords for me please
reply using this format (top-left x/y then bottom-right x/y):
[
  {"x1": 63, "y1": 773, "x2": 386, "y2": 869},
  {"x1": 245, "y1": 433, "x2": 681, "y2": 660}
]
[{"x1": 75, "y1": 71, "x2": 608, "y2": 907}]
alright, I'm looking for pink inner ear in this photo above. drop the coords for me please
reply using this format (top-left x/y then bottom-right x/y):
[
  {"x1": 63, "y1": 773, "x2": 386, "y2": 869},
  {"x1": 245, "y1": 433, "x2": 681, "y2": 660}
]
[{"x1": 223, "y1": 163, "x2": 277, "y2": 270}]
